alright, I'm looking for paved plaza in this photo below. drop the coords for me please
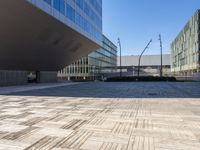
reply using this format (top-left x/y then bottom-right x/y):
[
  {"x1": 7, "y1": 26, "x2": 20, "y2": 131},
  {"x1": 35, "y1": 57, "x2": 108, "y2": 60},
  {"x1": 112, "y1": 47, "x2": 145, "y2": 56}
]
[{"x1": 0, "y1": 82, "x2": 199, "y2": 150}]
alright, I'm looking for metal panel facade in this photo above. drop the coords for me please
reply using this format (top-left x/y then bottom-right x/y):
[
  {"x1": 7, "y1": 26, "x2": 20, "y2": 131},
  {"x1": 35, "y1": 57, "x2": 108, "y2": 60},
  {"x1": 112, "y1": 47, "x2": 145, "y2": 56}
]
[{"x1": 171, "y1": 10, "x2": 200, "y2": 74}]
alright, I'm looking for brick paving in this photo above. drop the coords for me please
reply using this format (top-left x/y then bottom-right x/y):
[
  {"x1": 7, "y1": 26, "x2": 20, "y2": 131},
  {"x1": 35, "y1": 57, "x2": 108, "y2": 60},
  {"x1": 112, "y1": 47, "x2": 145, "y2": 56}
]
[{"x1": 0, "y1": 82, "x2": 199, "y2": 150}]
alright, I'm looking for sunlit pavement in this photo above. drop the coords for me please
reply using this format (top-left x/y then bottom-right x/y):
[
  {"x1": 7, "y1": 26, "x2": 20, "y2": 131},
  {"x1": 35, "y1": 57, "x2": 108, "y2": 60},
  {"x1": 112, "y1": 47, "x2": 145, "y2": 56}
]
[{"x1": 0, "y1": 82, "x2": 199, "y2": 150}]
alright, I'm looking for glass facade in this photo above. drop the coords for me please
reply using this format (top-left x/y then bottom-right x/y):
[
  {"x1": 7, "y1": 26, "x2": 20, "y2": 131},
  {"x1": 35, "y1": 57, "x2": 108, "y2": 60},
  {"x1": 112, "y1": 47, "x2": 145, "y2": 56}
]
[
  {"x1": 171, "y1": 10, "x2": 200, "y2": 75},
  {"x1": 58, "y1": 35, "x2": 118, "y2": 80},
  {"x1": 27, "y1": 0, "x2": 102, "y2": 45}
]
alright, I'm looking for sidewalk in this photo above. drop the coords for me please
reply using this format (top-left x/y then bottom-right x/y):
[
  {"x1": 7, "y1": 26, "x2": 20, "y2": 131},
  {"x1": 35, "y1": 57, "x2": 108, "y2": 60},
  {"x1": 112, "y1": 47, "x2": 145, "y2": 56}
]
[{"x1": 0, "y1": 82, "x2": 80, "y2": 95}]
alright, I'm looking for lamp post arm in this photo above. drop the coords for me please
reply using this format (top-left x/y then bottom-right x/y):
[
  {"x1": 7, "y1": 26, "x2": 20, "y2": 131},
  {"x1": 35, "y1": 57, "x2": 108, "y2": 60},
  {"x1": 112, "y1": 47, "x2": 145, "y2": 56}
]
[{"x1": 137, "y1": 39, "x2": 152, "y2": 78}]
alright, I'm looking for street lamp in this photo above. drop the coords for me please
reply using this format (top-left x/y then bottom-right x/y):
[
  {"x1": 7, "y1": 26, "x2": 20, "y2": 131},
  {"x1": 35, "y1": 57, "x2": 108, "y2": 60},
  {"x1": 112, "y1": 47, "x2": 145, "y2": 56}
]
[
  {"x1": 92, "y1": 66, "x2": 95, "y2": 81},
  {"x1": 159, "y1": 34, "x2": 163, "y2": 77},
  {"x1": 118, "y1": 38, "x2": 122, "y2": 77},
  {"x1": 137, "y1": 39, "x2": 152, "y2": 78}
]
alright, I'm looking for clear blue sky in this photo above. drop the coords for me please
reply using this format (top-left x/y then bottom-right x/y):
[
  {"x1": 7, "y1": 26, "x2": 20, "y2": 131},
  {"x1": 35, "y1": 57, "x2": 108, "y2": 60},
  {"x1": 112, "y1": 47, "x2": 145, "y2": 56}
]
[{"x1": 103, "y1": 0, "x2": 200, "y2": 56}]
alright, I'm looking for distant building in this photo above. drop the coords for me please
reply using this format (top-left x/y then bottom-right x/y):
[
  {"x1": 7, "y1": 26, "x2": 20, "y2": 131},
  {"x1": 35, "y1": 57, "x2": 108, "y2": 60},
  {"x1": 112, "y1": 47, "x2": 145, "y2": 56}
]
[
  {"x1": 117, "y1": 54, "x2": 171, "y2": 76},
  {"x1": 58, "y1": 35, "x2": 117, "y2": 80},
  {"x1": 171, "y1": 10, "x2": 200, "y2": 76}
]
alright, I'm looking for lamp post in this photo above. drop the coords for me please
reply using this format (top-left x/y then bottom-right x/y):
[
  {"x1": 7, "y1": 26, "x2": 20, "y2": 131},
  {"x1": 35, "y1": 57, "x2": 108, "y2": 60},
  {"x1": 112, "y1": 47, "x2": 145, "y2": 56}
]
[
  {"x1": 93, "y1": 65, "x2": 95, "y2": 81},
  {"x1": 118, "y1": 38, "x2": 122, "y2": 77},
  {"x1": 137, "y1": 39, "x2": 152, "y2": 78},
  {"x1": 159, "y1": 34, "x2": 163, "y2": 77}
]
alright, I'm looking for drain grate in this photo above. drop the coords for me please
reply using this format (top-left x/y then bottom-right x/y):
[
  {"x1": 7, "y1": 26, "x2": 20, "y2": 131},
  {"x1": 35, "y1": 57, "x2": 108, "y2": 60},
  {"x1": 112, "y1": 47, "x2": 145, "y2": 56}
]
[{"x1": 148, "y1": 93, "x2": 158, "y2": 96}]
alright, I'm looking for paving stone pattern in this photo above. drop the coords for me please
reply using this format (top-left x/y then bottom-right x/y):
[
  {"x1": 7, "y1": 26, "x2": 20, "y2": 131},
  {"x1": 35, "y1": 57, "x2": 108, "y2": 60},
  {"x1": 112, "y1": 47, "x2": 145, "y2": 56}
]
[{"x1": 0, "y1": 82, "x2": 199, "y2": 150}]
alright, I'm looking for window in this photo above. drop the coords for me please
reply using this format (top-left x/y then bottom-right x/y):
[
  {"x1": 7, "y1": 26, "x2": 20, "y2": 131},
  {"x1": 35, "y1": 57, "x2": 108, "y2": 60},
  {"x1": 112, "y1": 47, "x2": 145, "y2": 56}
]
[
  {"x1": 53, "y1": 0, "x2": 60, "y2": 11},
  {"x1": 75, "y1": 12, "x2": 80, "y2": 26},
  {"x1": 44, "y1": 0, "x2": 51, "y2": 5},
  {"x1": 60, "y1": 0, "x2": 65, "y2": 15},
  {"x1": 53, "y1": 0, "x2": 65, "y2": 14},
  {"x1": 66, "y1": 4, "x2": 75, "y2": 22}
]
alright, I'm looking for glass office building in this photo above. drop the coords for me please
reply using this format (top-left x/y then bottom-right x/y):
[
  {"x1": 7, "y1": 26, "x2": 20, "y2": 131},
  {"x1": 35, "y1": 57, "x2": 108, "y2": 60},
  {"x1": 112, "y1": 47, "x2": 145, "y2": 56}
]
[
  {"x1": 171, "y1": 10, "x2": 200, "y2": 75},
  {"x1": 0, "y1": 0, "x2": 102, "y2": 85},
  {"x1": 58, "y1": 35, "x2": 117, "y2": 80},
  {"x1": 28, "y1": 0, "x2": 102, "y2": 45}
]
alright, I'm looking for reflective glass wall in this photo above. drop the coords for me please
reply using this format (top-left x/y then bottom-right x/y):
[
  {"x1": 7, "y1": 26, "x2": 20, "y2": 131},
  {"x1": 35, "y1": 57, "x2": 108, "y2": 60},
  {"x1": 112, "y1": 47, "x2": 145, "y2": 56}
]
[
  {"x1": 27, "y1": 0, "x2": 102, "y2": 45},
  {"x1": 58, "y1": 35, "x2": 118, "y2": 80}
]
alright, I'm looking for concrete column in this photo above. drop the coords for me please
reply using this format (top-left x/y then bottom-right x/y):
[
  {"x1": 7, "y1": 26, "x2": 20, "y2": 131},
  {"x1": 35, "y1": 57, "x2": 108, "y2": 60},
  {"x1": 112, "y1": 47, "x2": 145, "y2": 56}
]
[
  {"x1": 0, "y1": 70, "x2": 28, "y2": 86},
  {"x1": 68, "y1": 76, "x2": 70, "y2": 81},
  {"x1": 36, "y1": 71, "x2": 58, "y2": 83}
]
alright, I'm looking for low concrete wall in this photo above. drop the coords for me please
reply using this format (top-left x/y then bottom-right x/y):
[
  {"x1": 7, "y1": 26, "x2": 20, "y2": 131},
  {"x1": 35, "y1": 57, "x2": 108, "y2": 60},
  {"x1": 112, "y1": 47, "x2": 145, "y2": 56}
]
[
  {"x1": 36, "y1": 71, "x2": 58, "y2": 83},
  {"x1": 193, "y1": 73, "x2": 200, "y2": 81},
  {"x1": 0, "y1": 70, "x2": 28, "y2": 86}
]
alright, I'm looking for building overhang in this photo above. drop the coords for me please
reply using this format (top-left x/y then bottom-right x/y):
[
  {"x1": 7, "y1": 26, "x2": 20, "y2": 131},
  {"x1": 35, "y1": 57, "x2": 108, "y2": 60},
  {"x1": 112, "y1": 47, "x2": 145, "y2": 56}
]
[{"x1": 0, "y1": 0, "x2": 100, "y2": 71}]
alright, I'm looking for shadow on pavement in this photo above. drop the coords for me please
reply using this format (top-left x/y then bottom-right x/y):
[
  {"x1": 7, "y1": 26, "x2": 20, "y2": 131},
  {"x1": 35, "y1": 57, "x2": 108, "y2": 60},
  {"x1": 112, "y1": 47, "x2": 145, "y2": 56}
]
[{"x1": 3, "y1": 82, "x2": 200, "y2": 98}]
